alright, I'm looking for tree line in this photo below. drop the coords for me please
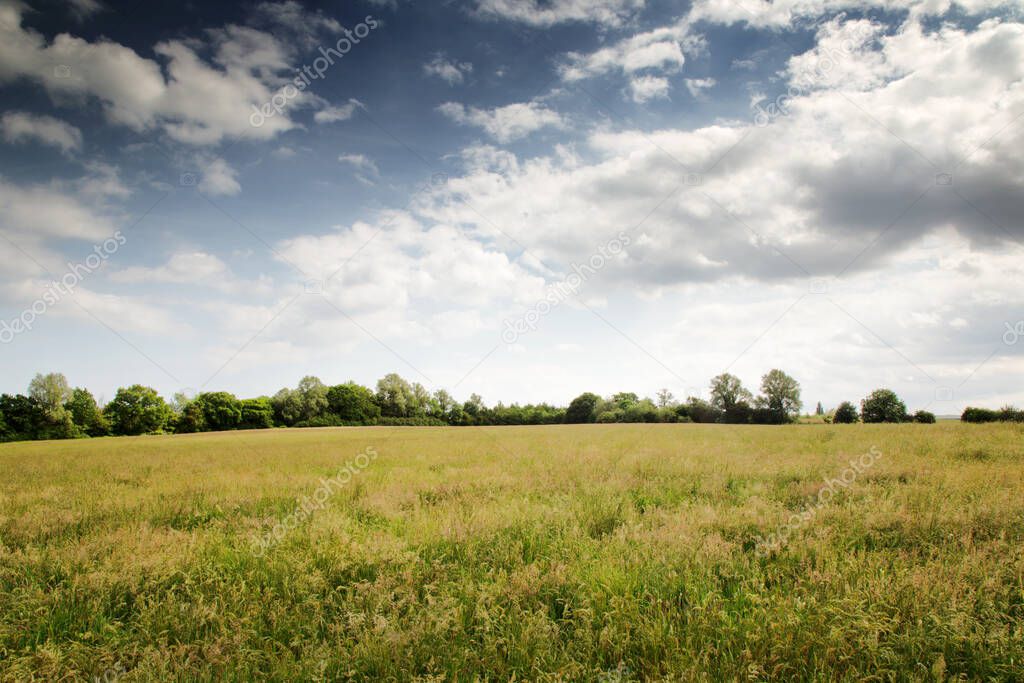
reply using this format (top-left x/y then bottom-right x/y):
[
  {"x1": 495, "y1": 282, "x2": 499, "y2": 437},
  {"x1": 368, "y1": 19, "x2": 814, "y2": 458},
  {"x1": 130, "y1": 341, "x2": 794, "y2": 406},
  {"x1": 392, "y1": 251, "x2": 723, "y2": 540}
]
[{"x1": 0, "y1": 369, "x2": 1013, "y2": 443}]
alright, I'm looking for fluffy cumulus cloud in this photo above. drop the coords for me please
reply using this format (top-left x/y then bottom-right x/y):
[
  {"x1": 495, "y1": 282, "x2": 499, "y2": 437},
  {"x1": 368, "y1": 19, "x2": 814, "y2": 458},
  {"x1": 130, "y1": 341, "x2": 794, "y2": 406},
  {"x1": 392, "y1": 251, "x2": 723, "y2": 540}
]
[
  {"x1": 438, "y1": 101, "x2": 566, "y2": 142},
  {"x1": 420, "y1": 17, "x2": 1024, "y2": 290},
  {"x1": 0, "y1": 111, "x2": 82, "y2": 153},
  {"x1": 473, "y1": 0, "x2": 645, "y2": 27},
  {"x1": 0, "y1": 0, "x2": 349, "y2": 145}
]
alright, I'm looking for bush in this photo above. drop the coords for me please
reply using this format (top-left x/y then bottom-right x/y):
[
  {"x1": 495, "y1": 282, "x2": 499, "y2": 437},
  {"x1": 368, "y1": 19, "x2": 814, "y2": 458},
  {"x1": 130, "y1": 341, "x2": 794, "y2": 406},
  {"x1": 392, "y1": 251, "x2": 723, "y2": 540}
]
[
  {"x1": 961, "y1": 407, "x2": 998, "y2": 423},
  {"x1": 832, "y1": 401, "x2": 859, "y2": 424},
  {"x1": 912, "y1": 410, "x2": 936, "y2": 424},
  {"x1": 861, "y1": 389, "x2": 907, "y2": 423},
  {"x1": 565, "y1": 393, "x2": 601, "y2": 424},
  {"x1": 962, "y1": 406, "x2": 1023, "y2": 423}
]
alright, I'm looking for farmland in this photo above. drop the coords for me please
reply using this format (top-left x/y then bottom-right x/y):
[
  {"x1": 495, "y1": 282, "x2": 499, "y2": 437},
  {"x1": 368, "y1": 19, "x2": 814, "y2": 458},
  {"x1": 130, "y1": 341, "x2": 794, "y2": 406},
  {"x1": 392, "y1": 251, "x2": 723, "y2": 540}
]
[{"x1": 1, "y1": 423, "x2": 1022, "y2": 681}]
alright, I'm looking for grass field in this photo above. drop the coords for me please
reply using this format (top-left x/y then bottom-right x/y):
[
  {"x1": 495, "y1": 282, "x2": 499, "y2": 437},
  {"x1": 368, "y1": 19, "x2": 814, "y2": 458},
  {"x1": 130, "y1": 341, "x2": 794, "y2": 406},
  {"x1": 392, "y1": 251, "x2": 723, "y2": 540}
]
[{"x1": 1, "y1": 423, "x2": 1023, "y2": 681}]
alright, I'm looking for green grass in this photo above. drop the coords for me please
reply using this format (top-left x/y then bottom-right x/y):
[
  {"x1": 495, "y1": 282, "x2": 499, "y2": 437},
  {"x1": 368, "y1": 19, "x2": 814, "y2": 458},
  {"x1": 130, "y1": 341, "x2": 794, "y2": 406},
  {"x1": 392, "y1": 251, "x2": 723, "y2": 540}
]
[{"x1": 1, "y1": 423, "x2": 1023, "y2": 681}]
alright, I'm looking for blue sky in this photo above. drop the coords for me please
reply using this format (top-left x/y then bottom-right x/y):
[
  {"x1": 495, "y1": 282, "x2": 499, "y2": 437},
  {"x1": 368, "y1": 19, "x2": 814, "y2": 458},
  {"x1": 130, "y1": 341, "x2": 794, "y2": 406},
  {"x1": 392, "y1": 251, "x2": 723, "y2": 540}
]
[{"x1": 0, "y1": 0, "x2": 1022, "y2": 412}]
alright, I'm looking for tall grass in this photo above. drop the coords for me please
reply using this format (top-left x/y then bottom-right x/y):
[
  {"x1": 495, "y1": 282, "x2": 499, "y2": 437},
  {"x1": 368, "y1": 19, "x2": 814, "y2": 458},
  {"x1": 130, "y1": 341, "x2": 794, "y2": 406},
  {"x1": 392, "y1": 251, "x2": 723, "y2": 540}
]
[{"x1": 1, "y1": 423, "x2": 1022, "y2": 680}]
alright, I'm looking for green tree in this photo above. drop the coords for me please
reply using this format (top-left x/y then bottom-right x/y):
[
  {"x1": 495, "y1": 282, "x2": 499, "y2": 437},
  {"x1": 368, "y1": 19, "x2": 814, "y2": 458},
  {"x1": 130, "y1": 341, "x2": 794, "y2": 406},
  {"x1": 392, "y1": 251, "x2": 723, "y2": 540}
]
[
  {"x1": 565, "y1": 392, "x2": 601, "y2": 424},
  {"x1": 861, "y1": 389, "x2": 907, "y2": 423},
  {"x1": 327, "y1": 383, "x2": 380, "y2": 423},
  {"x1": 104, "y1": 385, "x2": 171, "y2": 435},
  {"x1": 0, "y1": 394, "x2": 47, "y2": 441},
  {"x1": 758, "y1": 369, "x2": 803, "y2": 424},
  {"x1": 64, "y1": 388, "x2": 109, "y2": 437},
  {"x1": 656, "y1": 388, "x2": 676, "y2": 408},
  {"x1": 240, "y1": 397, "x2": 274, "y2": 429},
  {"x1": 832, "y1": 401, "x2": 859, "y2": 424},
  {"x1": 709, "y1": 373, "x2": 753, "y2": 423},
  {"x1": 194, "y1": 392, "x2": 243, "y2": 431},
  {"x1": 375, "y1": 373, "x2": 415, "y2": 418},
  {"x1": 912, "y1": 409, "x2": 936, "y2": 424},
  {"x1": 815, "y1": 401, "x2": 824, "y2": 416},
  {"x1": 296, "y1": 376, "x2": 329, "y2": 422}
]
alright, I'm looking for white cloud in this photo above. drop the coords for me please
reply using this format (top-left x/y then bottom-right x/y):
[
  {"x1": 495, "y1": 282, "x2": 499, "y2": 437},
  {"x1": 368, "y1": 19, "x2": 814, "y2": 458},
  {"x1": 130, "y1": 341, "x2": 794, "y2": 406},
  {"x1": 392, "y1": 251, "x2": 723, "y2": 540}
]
[
  {"x1": 438, "y1": 101, "x2": 566, "y2": 142},
  {"x1": 629, "y1": 75, "x2": 670, "y2": 103},
  {"x1": 473, "y1": 0, "x2": 645, "y2": 27},
  {"x1": 684, "y1": 77, "x2": 716, "y2": 98},
  {"x1": 1, "y1": 111, "x2": 82, "y2": 153},
  {"x1": 108, "y1": 251, "x2": 274, "y2": 296},
  {"x1": 559, "y1": 22, "x2": 699, "y2": 82},
  {"x1": 419, "y1": 18, "x2": 1024, "y2": 289},
  {"x1": 313, "y1": 98, "x2": 363, "y2": 124},
  {"x1": 0, "y1": 1, "x2": 341, "y2": 145},
  {"x1": 423, "y1": 53, "x2": 473, "y2": 85},
  {"x1": 339, "y1": 153, "x2": 380, "y2": 185},
  {"x1": 198, "y1": 157, "x2": 241, "y2": 197}
]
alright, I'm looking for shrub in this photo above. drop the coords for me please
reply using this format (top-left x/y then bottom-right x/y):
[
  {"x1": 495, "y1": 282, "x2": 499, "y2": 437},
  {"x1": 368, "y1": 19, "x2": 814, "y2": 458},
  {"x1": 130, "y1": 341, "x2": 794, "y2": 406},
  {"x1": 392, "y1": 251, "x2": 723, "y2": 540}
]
[
  {"x1": 861, "y1": 389, "x2": 907, "y2": 423},
  {"x1": 961, "y1": 407, "x2": 998, "y2": 423},
  {"x1": 912, "y1": 410, "x2": 936, "y2": 424},
  {"x1": 832, "y1": 401, "x2": 859, "y2": 424}
]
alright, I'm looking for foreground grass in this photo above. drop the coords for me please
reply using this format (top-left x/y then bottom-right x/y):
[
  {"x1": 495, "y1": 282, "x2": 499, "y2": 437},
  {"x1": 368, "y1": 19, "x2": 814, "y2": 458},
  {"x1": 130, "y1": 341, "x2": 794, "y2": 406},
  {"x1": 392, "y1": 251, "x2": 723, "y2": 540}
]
[{"x1": 1, "y1": 423, "x2": 1022, "y2": 681}]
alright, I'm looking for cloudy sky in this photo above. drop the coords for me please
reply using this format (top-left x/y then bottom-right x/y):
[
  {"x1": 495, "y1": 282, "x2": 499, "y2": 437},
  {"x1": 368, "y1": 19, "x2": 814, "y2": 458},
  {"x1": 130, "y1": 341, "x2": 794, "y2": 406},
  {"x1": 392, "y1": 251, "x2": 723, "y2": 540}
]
[{"x1": 0, "y1": 0, "x2": 1021, "y2": 412}]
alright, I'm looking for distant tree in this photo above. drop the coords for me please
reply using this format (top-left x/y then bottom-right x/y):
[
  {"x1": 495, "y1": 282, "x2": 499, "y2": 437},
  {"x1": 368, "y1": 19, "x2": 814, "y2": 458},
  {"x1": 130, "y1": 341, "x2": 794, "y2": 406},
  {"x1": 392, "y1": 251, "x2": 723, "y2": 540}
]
[
  {"x1": 912, "y1": 409, "x2": 936, "y2": 424},
  {"x1": 462, "y1": 393, "x2": 486, "y2": 424},
  {"x1": 271, "y1": 388, "x2": 302, "y2": 426},
  {"x1": 104, "y1": 385, "x2": 171, "y2": 435},
  {"x1": 832, "y1": 401, "x2": 859, "y2": 424},
  {"x1": 327, "y1": 383, "x2": 380, "y2": 424},
  {"x1": 676, "y1": 397, "x2": 721, "y2": 423},
  {"x1": 64, "y1": 388, "x2": 109, "y2": 437},
  {"x1": 430, "y1": 389, "x2": 455, "y2": 422},
  {"x1": 565, "y1": 392, "x2": 601, "y2": 423},
  {"x1": 375, "y1": 373, "x2": 416, "y2": 418},
  {"x1": 28, "y1": 373, "x2": 71, "y2": 419},
  {"x1": 815, "y1": 401, "x2": 824, "y2": 416},
  {"x1": 961, "y1": 407, "x2": 998, "y2": 423},
  {"x1": 410, "y1": 382, "x2": 431, "y2": 417},
  {"x1": 296, "y1": 376, "x2": 329, "y2": 421},
  {"x1": 656, "y1": 388, "x2": 676, "y2": 408},
  {"x1": 611, "y1": 392, "x2": 640, "y2": 410},
  {"x1": 709, "y1": 373, "x2": 753, "y2": 423},
  {"x1": 174, "y1": 400, "x2": 208, "y2": 433},
  {"x1": 194, "y1": 392, "x2": 243, "y2": 431},
  {"x1": 861, "y1": 389, "x2": 907, "y2": 423},
  {"x1": 240, "y1": 397, "x2": 274, "y2": 429},
  {"x1": 758, "y1": 369, "x2": 803, "y2": 424},
  {"x1": 0, "y1": 394, "x2": 47, "y2": 440}
]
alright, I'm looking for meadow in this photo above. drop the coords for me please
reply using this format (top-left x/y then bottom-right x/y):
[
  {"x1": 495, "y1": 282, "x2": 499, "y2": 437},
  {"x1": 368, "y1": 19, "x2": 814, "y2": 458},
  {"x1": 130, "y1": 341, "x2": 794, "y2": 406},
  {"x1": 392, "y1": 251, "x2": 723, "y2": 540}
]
[{"x1": 1, "y1": 422, "x2": 1022, "y2": 681}]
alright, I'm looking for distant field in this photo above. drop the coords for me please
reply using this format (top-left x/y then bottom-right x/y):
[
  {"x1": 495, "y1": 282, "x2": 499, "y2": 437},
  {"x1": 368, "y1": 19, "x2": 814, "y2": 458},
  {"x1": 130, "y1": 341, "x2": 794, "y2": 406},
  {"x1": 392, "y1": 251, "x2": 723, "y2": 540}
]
[{"x1": 1, "y1": 423, "x2": 1023, "y2": 681}]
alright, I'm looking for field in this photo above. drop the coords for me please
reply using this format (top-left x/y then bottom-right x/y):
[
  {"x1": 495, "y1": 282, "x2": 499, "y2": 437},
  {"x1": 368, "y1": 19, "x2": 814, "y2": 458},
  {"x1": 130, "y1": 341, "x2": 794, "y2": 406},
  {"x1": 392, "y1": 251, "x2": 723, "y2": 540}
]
[{"x1": 1, "y1": 423, "x2": 1023, "y2": 681}]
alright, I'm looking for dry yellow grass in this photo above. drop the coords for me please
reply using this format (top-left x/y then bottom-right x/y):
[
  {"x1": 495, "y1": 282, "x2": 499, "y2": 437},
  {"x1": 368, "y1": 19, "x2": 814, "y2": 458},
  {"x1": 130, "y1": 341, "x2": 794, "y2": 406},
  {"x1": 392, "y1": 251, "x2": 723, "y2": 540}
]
[{"x1": 1, "y1": 422, "x2": 1022, "y2": 681}]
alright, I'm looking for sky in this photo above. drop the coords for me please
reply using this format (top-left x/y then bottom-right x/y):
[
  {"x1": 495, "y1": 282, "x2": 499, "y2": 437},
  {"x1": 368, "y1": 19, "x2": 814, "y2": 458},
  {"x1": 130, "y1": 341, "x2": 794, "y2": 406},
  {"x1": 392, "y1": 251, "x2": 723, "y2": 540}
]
[{"x1": 0, "y1": 0, "x2": 1021, "y2": 413}]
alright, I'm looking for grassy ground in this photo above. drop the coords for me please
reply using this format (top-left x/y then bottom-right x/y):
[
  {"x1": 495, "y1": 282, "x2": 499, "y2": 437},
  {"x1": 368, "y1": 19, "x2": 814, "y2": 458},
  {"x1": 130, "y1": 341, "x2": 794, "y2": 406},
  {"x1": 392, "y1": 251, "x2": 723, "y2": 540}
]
[{"x1": 1, "y1": 423, "x2": 1022, "y2": 681}]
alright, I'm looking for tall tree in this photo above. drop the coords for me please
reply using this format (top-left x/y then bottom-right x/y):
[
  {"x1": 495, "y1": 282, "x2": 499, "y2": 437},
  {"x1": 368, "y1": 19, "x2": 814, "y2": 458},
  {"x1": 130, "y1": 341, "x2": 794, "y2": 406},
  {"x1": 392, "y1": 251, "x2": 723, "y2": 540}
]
[
  {"x1": 758, "y1": 369, "x2": 803, "y2": 424},
  {"x1": 65, "y1": 388, "x2": 109, "y2": 437},
  {"x1": 565, "y1": 392, "x2": 601, "y2": 424},
  {"x1": 104, "y1": 385, "x2": 171, "y2": 436},
  {"x1": 709, "y1": 373, "x2": 753, "y2": 423}
]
